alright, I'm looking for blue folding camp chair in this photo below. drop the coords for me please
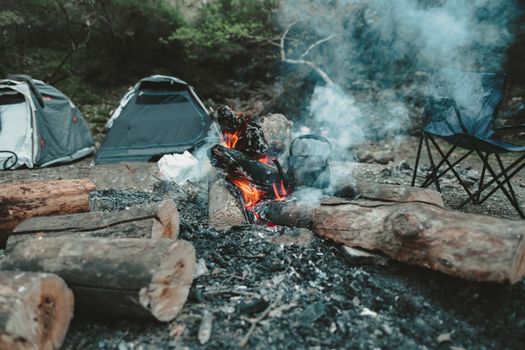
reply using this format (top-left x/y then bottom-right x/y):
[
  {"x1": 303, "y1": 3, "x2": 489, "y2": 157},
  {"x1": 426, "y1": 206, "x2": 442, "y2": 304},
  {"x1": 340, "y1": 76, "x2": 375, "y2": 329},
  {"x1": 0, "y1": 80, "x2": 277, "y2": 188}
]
[{"x1": 411, "y1": 68, "x2": 525, "y2": 218}]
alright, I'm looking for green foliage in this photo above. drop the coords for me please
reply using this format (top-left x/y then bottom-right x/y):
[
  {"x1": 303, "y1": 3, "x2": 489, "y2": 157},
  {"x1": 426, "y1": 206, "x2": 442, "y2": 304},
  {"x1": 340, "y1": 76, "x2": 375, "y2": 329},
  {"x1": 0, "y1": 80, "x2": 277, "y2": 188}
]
[
  {"x1": 0, "y1": 10, "x2": 24, "y2": 27},
  {"x1": 169, "y1": 0, "x2": 278, "y2": 61}
]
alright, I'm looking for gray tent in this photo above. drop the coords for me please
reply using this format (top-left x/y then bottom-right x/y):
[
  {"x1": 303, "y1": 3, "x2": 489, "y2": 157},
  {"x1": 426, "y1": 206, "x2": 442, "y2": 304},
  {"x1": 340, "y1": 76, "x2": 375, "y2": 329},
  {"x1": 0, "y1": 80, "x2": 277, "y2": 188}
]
[
  {"x1": 95, "y1": 75, "x2": 214, "y2": 164},
  {"x1": 0, "y1": 76, "x2": 94, "y2": 169}
]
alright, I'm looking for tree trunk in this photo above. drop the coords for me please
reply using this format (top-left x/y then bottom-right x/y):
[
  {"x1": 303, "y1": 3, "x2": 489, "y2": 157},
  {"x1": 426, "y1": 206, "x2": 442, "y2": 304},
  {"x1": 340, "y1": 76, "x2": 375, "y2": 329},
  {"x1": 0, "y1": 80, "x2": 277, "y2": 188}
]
[
  {"x1": 7, "y1": 200, "x2": 179, "y2": 249},
  {"x1": 2, "y1": 237, "x2": 196, "y2": 321},
  {"x1": 0, "y1": 179, "x2": 96, "y2": 239},
  {"x1": 0, "y1": 271, "x2": 74, "y2": 350},
  {"x1": 258, "y1": 199, "x2": 525, "y2": 284}
]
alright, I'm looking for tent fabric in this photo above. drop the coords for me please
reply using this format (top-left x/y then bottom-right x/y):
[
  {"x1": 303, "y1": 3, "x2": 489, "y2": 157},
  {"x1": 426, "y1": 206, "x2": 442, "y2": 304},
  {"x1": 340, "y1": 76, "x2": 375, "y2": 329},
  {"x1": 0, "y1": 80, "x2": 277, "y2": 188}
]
[
  {"x1": 0, "y1": 78, "x2": 94, "y2": 169},
  {"x1": 424, "y1": 68, "x2": 525, "y2": 153},
  {"x1": 96, "y1": 75, "x2": 214, "y2": 164}
]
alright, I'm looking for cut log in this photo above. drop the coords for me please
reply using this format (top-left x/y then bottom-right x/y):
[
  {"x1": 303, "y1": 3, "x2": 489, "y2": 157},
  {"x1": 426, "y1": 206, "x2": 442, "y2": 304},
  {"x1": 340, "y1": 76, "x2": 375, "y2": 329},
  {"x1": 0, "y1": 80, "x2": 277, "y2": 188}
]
[
  {"x1": 0, "y1": 271, "x2": 74, "y2": 350},
  {"x1": 257, "y1": 182, "x2": 443, "y2": 228},
  {"x1": 7, "y1": 200, "x2": 179, "y2": 249},
  {"x1": 258, "y1": 199, "x2": 525, "y2": 284},
  {"x1": 2, "y1": 237, "x2": 196, "y2": 321},
  {"x1": 208, "y1": 169, "x2": 246, "y2": 230},
  {"x1": 0, "y1": 179, "x2": 96, "y2": 239}
]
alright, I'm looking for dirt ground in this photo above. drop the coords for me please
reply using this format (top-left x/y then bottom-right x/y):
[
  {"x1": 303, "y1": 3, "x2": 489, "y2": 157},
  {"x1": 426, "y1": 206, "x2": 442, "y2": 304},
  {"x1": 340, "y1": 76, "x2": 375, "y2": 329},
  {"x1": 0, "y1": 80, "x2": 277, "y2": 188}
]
[{"x1": 1, "y1": 137, "x2": 525, "y2": 350}]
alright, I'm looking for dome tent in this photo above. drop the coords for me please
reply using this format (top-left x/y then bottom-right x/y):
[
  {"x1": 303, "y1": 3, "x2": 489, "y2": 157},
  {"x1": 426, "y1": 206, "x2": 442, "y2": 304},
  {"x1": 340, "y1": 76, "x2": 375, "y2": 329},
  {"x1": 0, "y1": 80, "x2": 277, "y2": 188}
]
[
  {"x1": 95, "y1": 75, "x2": 215, "y2": 164},
  {"x1": 0, "y1": 75, "x2": 94, "y2": 170}
]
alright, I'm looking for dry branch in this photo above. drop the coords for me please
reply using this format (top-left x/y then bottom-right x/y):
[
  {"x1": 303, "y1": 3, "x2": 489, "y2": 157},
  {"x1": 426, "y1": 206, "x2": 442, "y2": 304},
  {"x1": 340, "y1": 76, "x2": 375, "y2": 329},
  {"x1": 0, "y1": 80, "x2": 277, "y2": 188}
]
[
  {"x1": 0, "y1": 271, "x2": 74, "y2": 350},
  {"x1": 274, "y1": 20, "x2": 335, "y2": 85},
  {"x1": 2, "y1": 237, "x2": 196, "y2": 321}
]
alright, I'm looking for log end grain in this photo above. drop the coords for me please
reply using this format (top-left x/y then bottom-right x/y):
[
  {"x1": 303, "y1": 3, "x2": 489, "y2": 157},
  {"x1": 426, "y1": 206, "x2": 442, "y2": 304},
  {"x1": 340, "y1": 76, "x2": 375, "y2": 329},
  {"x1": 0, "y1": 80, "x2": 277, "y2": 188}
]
[
  {"x1": 151, "y1": 200, "x2": 180, "y2": 240},
  {"x1": 139, "y1": 240, "x2": 196, "y2": 322},
  {"x1": 0, "y1": 271, "x2": 74, "y2": 350}
]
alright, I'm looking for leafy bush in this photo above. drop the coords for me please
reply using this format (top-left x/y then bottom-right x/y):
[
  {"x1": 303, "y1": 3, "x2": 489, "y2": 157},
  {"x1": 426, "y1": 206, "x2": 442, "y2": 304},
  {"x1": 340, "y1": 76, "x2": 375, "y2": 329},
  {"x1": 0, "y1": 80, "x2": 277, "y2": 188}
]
[{"x1": 168, "y1": 0, "x2": 278, "y2": 62}]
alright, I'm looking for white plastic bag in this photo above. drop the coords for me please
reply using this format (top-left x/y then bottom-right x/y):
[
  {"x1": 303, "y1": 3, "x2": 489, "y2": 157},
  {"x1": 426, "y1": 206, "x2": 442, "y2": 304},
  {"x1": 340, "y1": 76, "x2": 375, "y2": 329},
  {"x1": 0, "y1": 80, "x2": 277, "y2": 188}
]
[{"x1": 158, "y1": 151, "x2": 210, "y2": 184}]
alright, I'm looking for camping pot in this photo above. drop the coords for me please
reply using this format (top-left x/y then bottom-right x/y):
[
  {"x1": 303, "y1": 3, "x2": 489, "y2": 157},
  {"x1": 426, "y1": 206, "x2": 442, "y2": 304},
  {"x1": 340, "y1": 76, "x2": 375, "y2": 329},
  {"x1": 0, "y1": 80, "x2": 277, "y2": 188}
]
[{"x1": 287, "y1": 134, "x2": 331, "y2": 189}]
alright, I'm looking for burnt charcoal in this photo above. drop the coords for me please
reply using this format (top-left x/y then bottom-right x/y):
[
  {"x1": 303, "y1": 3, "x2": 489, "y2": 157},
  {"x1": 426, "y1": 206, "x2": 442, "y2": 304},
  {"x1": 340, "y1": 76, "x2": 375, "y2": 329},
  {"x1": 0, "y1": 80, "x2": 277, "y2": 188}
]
[
  {"x1": 237, "y1": 298, "x2": 270, "y2": 315},
  {"x1": 216, "y1": 105, "x2": 249, "y2": 133},
  {"x1": 209, "y1": 144, "x2": 284, "y2": 193},
  {"x1": 298, "y1": 302, "x2": 327, "y2": 326},
  {"x1": 235, "y1": 121, "x2": 269, "y2": 158}
]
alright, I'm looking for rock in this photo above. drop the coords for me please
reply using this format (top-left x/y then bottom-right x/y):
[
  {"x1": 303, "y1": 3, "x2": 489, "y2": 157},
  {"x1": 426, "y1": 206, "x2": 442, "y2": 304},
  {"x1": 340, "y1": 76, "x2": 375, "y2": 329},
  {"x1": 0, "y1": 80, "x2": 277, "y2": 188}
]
[
  {"x1": 259, "y1": 113, "x2": 293, "y2": 160},
  {"x1": 437, "y1": 333, "x2": 452, "y2": 343},
  {"x1": 372, "y1": 150, "x2": 394, "y2": 164},
  {"x1": 396, "y1": 160, "x2": 412, "y2": 171},
  {"x1": 357, "y1": 150, "x2": 373, "y2": 163}
]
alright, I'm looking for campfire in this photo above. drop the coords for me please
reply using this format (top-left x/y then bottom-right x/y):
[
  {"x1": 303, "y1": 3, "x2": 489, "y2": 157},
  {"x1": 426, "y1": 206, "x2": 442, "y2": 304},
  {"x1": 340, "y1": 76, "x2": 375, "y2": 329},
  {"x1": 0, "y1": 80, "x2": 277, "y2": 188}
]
[{"x1": 210, "y1": 105, "x2": 292, "y2": 223}]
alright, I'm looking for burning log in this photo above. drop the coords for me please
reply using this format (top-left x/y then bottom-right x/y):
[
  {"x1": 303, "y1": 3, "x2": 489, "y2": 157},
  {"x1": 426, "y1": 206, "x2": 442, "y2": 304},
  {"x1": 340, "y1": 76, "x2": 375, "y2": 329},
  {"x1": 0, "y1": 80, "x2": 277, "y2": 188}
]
[
  {"x1": 208, "y1": 169, "x2": 247, "y2": 230},
  {"x1": 7, "y1": 200, "x2": 179, "y2": 249},
  {"x1": 0, "y1": 271, "x2": 74, "y2": 350},
  {"x1": 258, "y1": 199, "x2": 525, "y2": 283},
  {"x1": 0, "y1": 179, "x2": 96, "y2": 243},
  {"x1": 216, "y1": 106, "x2": 269, "y2": 159},
  {"x1": 2, "y1": 237, "x2": 196, "y2": 321}
]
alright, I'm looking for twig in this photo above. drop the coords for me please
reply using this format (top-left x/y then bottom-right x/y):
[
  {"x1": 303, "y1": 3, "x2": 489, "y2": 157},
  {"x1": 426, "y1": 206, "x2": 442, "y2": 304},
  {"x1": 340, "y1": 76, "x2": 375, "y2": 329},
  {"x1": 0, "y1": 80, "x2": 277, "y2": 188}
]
[
  {"x1": 239, "y1": 298, "x2": 281, "y2": 347},
  {"x1": 276, "y1": 21, "x2": 335, "y2": 85},
  {"x1": 204, "y1": 289, "x2": 260, "y2": 297}
]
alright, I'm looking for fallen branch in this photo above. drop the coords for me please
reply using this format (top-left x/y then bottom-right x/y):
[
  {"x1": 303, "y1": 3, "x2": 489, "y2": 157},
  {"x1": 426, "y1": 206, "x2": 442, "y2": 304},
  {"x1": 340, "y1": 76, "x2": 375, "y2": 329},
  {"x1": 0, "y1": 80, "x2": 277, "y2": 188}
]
[{"x1": 239, "y1": 298, "x2": 281, "y2": 347}]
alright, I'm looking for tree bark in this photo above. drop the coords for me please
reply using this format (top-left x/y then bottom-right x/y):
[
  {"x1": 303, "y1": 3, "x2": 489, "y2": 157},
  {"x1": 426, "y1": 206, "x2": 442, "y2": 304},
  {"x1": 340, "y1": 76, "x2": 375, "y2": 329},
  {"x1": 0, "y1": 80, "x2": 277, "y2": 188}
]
[
  {"x1": 2, "y1": 237, "x2": 196, "y2": 321},
  {"x1": 258, "y1": 199, "x2": 525, "y2": 284},
  {"x1": 7, "y1": 200, "x2": 179, "y2": 249},
  {"x1": 355, "y1": 181, "x2": 444, "y2": 206},
  {"x1": 0, "y1": 179, "x2": 96, "y2": 238},
  {"x1": 0, "y1": 271, "x2": 74, "y2": 350}
]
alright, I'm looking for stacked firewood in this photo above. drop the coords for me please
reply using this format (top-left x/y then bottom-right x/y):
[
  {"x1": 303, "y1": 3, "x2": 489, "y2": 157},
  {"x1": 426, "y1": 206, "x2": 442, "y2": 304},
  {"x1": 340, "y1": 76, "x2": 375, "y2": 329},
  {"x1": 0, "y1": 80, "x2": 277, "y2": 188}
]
[
  {"x1": 0, "y1": 179, "x2": 195, "y2": 349},
  {"x1": 209, "y1": 106, "x2": 292, "y2": 223}
]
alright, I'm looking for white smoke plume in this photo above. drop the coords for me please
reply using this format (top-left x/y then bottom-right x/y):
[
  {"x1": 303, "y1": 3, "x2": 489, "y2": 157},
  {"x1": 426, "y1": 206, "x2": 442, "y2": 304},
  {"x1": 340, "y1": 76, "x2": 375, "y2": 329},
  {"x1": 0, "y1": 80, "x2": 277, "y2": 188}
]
[{"x1": 277, "y1": 0, "x2": 520, "y2": 146}]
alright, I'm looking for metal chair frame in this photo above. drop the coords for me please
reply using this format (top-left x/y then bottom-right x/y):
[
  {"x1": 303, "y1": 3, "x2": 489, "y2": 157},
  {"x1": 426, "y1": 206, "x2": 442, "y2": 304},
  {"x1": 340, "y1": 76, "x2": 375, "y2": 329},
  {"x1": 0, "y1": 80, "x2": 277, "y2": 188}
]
[{"x1": 412, "y1": 131, "x2": 525, "y2": 218}]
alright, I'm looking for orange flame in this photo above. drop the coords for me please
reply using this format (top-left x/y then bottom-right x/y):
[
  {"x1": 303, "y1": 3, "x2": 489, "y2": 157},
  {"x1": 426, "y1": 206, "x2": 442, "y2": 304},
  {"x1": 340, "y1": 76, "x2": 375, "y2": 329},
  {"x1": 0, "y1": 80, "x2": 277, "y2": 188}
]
[
  {"x1": 223, "y1": 132, "x2": 239, "y2": 149},
  {"x1": 272, "y1": 180, "x2": 288, "y2": 201},
  {"x1": 230, "y1": 178, "x2": 265, "y2": 210},
  {"x1": 257, "y1": 155, "x2": 271, "y2": 164}
]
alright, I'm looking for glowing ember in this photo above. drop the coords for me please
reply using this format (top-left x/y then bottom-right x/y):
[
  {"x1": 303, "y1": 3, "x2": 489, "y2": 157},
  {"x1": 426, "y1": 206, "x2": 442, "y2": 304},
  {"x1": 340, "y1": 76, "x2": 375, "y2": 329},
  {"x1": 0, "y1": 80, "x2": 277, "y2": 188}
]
[
  {"x1": 223, "y1": 132, "x2": 240, "y2": 149},
  {"x1": 257, "y1": 155, "x2": 271, "y2": 164},
  {"x1": 230, "y1": 178, "x2": 266, "y2": 210},
  {"x1": 272, "y1": 180, "x2": 288, "y2": 201}
]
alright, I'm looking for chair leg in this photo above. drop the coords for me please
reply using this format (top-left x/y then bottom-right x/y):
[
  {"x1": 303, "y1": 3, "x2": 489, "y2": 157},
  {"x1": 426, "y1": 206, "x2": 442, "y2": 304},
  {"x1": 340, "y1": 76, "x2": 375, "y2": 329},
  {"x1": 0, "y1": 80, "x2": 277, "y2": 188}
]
[
  {"x1": 476, "y1": 153, "x2": 488, "y2": 204},
  {"x1": 494, "y1": 153, "x2": 524, "y2": 218},
  {"x1": 423, "y1": 133, "x2": 441, "y2": 192},
  {"x1": 427, "y1": 136, "x2": 474, "y2": 199},
  {"x1": 465, "y1": 150, "x2": 525, "y2": 218},
  {"x1": 421, "y1": 136, "x2": 466, "y2": 188},
  {"x1": 459, "y1": 154, "x2": 525, "y2": 209},
  {"x1": 411, "y1": 132, "x2": 424, "y2": 187}
]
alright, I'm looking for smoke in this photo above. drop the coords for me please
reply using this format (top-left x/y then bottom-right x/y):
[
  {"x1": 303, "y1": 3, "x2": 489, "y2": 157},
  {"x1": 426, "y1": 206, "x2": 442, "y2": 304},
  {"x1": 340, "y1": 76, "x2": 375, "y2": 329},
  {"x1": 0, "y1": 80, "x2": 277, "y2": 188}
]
[{"x1": 278, "y1": 0, "x2": 520, "y2": 146}]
